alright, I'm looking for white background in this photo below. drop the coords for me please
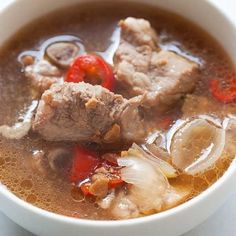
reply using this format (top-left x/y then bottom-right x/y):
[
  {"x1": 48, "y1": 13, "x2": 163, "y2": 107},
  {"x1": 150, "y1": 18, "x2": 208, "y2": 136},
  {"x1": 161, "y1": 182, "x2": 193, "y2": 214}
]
[{"x1": 0, "y1": 0, "x2": 236, "y2": 235}]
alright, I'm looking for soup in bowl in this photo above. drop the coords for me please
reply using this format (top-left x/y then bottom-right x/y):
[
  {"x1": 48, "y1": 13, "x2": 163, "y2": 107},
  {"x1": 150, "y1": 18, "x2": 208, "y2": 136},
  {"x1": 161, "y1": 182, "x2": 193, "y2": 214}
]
[{"x1": 0, "y1": 0, "x2": 236, "y2": 235}]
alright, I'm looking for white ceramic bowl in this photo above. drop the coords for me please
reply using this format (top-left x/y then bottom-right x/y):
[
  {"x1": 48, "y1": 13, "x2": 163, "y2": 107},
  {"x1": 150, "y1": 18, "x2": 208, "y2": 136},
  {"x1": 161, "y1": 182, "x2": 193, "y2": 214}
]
[{"x1": 0, "y1": 0, "x2": 236, "y2": 236}]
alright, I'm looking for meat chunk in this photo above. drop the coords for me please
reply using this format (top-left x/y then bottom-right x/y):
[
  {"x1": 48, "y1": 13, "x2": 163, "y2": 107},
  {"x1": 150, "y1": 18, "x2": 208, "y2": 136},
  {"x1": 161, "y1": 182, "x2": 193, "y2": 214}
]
[
  {"x1": 23, "y1": 58, "x2": 63, "y2": 93},
  {"x1": 119, "y1": 95, "x2": 150, "y2": 141},
  {"x1": 111, "y1": 192, "x2": 140, "y2": 219},
  {"x1": 21, "y1": 41, "x2": 80, "y2": 94},
  {"x1": 114, "y1": 17, "x2": 199, "y2": 111},
  {"x1": 114, "y1": 17, "x2": 158, "y2": 98},
  {"x1": 33, "y1": 82, "x2": 149, "y2": 143},
  {"x1": 85, "y1": 165, "x2": 122, "y2": 199},
  {"x1": 89, "y1": 170, "x2": 110, "y2": 198}
]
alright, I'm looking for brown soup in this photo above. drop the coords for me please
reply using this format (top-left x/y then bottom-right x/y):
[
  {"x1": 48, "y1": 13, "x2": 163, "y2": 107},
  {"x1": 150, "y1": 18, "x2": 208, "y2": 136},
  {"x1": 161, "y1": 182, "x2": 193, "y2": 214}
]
[{"x1": 0, "y1": 2, "x2": 235, "y2": 220}]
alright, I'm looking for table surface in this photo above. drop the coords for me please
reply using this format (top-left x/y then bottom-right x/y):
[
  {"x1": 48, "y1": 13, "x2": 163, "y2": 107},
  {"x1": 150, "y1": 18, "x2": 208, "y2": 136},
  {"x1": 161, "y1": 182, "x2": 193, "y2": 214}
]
[{"x1": 0, "y1": 0, "x2": 236, "y2": 235}]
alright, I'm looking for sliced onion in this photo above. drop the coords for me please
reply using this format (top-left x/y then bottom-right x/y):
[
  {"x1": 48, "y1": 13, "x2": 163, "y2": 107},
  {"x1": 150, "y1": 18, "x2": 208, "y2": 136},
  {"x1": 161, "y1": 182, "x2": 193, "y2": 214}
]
[
  {"x1": 0, "y1": 100, "x2": 38, "y2": 139},
  {"x1": 198, "y1": 115, "x2": 222, "y2": 127},
  {"x1": 223, "y1": 116, "x2": 236, "y2": 156},
  {"x1": 118, "y1": 156, "x2": 168, "y2": 188},
  {"x1": 164, "y1": 186, "x2": 191, "y2": 209},
  {"x1": 142, "y1": 143, "x2": 171, "y2": 162},
  {"x1": 146, "y1": 131, "x2": 166, "y2": 148},
  {"x1": 117, "y1": 156, "x2": 188, "y2": 215},
  {"x1": 118, "y1": 156, "x2": 169, "y2": 213},
  {"x1": 144, "y1": 131, "x2": 170, "y2": 162},
  {"x1": 129, "y1": 143, "x2": 177, "y2": 178},
  {"x1": 171, "y1": 118, "x2": 225, "y2": 175},
  {"x1": 166, "y1": 119, "x2": 187, "y2": 153}
]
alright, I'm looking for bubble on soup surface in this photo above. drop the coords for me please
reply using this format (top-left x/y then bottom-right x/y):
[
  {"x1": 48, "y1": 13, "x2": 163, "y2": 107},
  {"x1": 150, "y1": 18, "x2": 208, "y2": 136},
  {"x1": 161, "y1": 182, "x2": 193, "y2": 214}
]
[
  {"x1": 0, "y1": 158, "x2": 4, "y2": 166},
  {"x1": 204, "y1": 169, "x2": 218, "y2": 183},
  {"x1": 71, "y1": 186, "x2": 84, "y2": 202},
  {"x1": 20, "y1": 179, "x2": 33, "y2": 190},
  {"x1": 192, "y1": 176, "x2": 209, "y2": 192},
  {"x1": 26, "y1": 194, "x2": 37, "y2": 203},
  {"x1": 46, "y1": 198, "x2": 51, "y2": 203},
  {"x1": 4, "y1": 157, "x2": 11, "y2": 163}
]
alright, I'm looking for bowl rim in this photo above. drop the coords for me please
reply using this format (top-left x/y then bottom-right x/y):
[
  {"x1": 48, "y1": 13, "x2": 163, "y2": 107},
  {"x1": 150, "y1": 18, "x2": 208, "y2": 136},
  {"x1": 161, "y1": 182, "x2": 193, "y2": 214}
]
[{"x1": 0, "y1": 0, "x2": 236, "y2": 228}]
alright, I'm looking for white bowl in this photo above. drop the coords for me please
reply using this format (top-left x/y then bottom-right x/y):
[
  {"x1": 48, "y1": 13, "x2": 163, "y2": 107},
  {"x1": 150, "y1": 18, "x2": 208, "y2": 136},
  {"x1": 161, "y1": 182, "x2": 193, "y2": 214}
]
[{"x1": 0, "y1": 0, "x2": 236, "y2": 236}]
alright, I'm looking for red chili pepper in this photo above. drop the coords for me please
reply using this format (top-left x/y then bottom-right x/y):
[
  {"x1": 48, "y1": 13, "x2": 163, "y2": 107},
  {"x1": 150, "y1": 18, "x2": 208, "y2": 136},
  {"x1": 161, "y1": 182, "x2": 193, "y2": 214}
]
[
  {"x1": 210, "y1": 79, "x2": 236, "y2": 103},
  {"x1": 108, "y1": 177, "x2": 124, "y2": 189},
  {"x1": 66, "y1": 54, "x2": 115, "y2": 91},
  {"x1": 69, "y1": 146, "x2": 101, "y2": 183},
  {"x1": 160, "y1": 116, "x2": 173, "y2": 130}
]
